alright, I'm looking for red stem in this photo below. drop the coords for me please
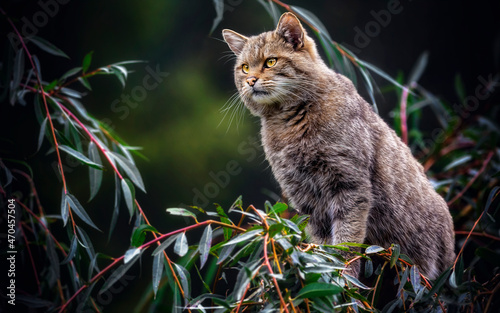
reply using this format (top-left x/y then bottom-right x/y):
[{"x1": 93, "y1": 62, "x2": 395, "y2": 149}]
[
  {"x1": 400, "y1": 86, "x2": 409, "y2": 145},
  {"x1": 20, "y1": 224, "x2": 42, "y2": 295},
  {"x1": 447, "y1": 151, "x2": 494, "y2": 206}
]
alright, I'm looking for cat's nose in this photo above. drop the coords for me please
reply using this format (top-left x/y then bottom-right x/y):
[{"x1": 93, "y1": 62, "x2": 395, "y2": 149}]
[{"x1": 246, "y1": 76, "x2": 258, "y2": 87}]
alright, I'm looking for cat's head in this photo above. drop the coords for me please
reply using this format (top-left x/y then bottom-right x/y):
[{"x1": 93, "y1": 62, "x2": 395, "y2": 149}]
[{"x1": 223, "y1": 13, "x2": 321, "y2": 116}]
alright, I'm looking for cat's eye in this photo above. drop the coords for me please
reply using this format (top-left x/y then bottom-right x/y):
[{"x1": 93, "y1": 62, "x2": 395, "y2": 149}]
[
  {"x1": 265, "y1": 58, "x2": 277, "y2": 68},
  {"x1": 242, "y1": 64, "x2": 249, "y2": 74}
]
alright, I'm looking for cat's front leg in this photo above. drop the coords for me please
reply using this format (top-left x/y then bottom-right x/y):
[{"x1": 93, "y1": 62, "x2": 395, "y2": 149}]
[{"x1": 330, "y1": 184, "x2": 372, "y2": 277}]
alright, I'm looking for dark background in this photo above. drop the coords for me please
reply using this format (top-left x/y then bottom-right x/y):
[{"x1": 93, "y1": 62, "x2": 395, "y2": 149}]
[{"x1": 1, "y1": 0, "x2": 499, "y2": 311}]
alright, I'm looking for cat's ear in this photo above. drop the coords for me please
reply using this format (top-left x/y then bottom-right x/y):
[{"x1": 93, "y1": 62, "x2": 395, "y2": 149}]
[
  {"x1": 222, "y1": 29, "x2": 248, "y2": 56},
  {"x1": 276, "y1": 12, "x2": 305, "y2": 50}
]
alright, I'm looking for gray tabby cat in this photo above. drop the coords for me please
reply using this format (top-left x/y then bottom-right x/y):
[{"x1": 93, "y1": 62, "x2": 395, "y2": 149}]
[{"x1": 222, "y1": 12, "x2": 455, "y2": 279}]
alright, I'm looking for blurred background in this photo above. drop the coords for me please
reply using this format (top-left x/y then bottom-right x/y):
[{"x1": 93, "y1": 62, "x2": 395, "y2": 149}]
[{"x1": 1, "y1": 0, "x2": 499, "y2": 311}]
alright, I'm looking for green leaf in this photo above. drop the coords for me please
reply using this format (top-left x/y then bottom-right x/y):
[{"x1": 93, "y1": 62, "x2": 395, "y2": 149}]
[
  {"x1": 223, "y1": 229, "x2": 262, "y2": 246},
  {"x1": 109, "y1": 152, "x2": 145, "y2": 192},
  {"x1": 295, "y1": 282, "x2": 343, "y2": 299},
  {"x1": 82, "y1": 51, "x2": 93, "y2": 73},
  {"x1": 152, "y1": 253, "x2": 164, "y2": 298},
  {"x1": 216, "y1": 205, "x2": 233, "y2": 241},
  {"x1": 174, "y1": 232, "x2": 188, "y2": 257},
  {"x1": 61, "y1": 235, "x2": 78, "y2": 265},
  {"x1": 173, "y1": 263, "x2": 191, "y2": 304},
  {"x1": 131, "y1": 224, "x2": 158, "y2": 247},
  {"x1": 36, "y1": 118, "x2": 48, "y2": 153},
  {"x1": 121, "y1": 178, "x2": 135, "y2": 219},
  {"x1": 364, "y1": 259, "x2": 373, "y2": 278},
  {"x1": 166, "y1": 208, "x2": 196, "y2": 220},
  {"x1": 454, "y1": 73, "x2": 466, "y2": 103},
  {"x1": 268, "y1": 223, "x2": 284, "y2": 237},
  {"x1": 88, "y1": 142, "x2": 103, "y2": 201},
  {"x1": 99, "y1": 250, "x2": 142, "y2": 295},
  {"x1": 66, "y1": 193, "x2": 100, "y2": 231},
  {"x1": 199, "y1": 225, "x2": 213, "y2": 269},
  {"x1": 217, "y1": 243, "x2": 237, "y2": 265},
  {"x1": 390, "y1": 244, "x2": 400, "y2": 268},
  {"x1": 410, "y1": 265, "x2": 421, "y2": 292},
  {"x1": 29, "y1": 36, "x2": 69, "y2": 58},
  {"x1": 365, "y1": 245, "x2": 385, "y2": 254},
  {"x1": 76, "y1": 226, "x2": 99, "y2": 272},
  {"x1": 152, "y1": 234, "x2": 179, "y2": 256},
  {"x1": 271, "y1": 202, "x2": 288, "y2": 215},
  {"x1": 78, "y1": 77, "x2": 92, "y2": 90},
  {"x1": 124, "y1": 248, "x2": 142, "y2": 263},
  {"x1": 343, "y1": 273, "x2": 371, "y2": 290},
  {"x1": 45, "y1": 234, "x2": 60, "y2": 279},
  {"x1": 444, "y1": 155, "x2": 472, "y2": 171},
  {"x1": 59, "y1": 145, "x2": 103, "y2": 169},
  {"x1": 423, "y1": 268, "x2": 450, "y2": 301},
  {"x1": 61, "y1": 189, "x2": 69, "y2": 226},
  {"x1": 109, "y1": 174, "x2": 121, "y2": 241},
  {"x1": 60, "y1": 66, "x2": 82, "y2": 81},
  {"x1": 10, "y1": 49, "x2": 24, "y2": 105}
]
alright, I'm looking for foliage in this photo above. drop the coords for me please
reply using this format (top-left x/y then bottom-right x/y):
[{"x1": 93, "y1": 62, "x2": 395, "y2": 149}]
[{"x1": 1, "y1": 1, "x2": 500, "y2": 313}]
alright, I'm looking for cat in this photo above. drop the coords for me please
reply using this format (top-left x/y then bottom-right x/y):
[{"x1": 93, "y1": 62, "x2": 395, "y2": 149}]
[{"x1": 222, "y1": 12, "x2": 455, "y2": 279}]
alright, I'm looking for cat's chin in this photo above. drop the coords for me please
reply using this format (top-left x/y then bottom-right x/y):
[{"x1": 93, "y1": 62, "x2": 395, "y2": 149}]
[{"x1": 249, "y1": 91, "x2": 280, "y2": 105}]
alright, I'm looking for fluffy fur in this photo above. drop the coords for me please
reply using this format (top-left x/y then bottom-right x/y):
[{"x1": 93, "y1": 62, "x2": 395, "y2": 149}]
[{"x1": 222, "y1": 12, "x2": 455, "y2": 279}]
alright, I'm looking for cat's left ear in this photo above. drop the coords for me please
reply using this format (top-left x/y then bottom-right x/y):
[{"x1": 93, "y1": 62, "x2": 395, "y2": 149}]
[
  {"x1": 222, "y1": 29, "x2": 248, "y2": 56},
  {"x1": 276, "y1": 12, "x2": 305, "y2": 50}
]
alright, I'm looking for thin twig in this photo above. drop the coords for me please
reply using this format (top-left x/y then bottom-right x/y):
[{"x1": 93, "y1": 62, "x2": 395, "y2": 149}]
[{"x1": 447, "y1": 151, "x2": 494, "y2": 206}]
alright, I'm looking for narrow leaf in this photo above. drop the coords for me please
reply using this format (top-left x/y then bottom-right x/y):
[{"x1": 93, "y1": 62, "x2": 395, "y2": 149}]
[
  {"x1": 295, "y1": 282, "x2": 343, "y2": 299},
  {"x1": 343, "y1": 273, "x2": 371, "y2": 289},
  {"x1": 271, "y1": 202, "x2": 288, "y2": 215},
  {"x1": 67, "y1": 193, "x2": 100, "y2": 231},
  {"x1": 410, "y1": 265, "x2": 421, "y2": 292},
  {"x1": 88, "y1": 142, "x2": 103, "y2": 201},
  {"x1": 152, "y1": 253, "x2": 164, "y2": 298},
  {"x1": 408, "y1": 51, "x2": 429, "y2": 84},
  {"x1": 173, "y1": 263, "x2": 191, "y2": 303},
  {"x1": 121, "y1": 178, "x2": 135, "y2": 218},
  {"x1": 10, "y1": 48, "x2": 24, "y2": 105},
  {"x1": 152, "y1": 234, "x2": 179, "y2": 256},
  {"x1": 366, "y1": 245, "x2": 385, "y2": 254},
  {"x1": 76, "y1": 226, "x2": 99, "y2": 272},
  {"x1": 36, "y1": 117, "x2": 48, "y2": 153},
  {"x1": 124, "y1": 248, "x2": 142, "y2": 264},
  {"x1": 444, "y1": 155, "x2": 472, "y2": 172},
  {"x1": 99, "y1": 250, "x2": 142, "y2": 295},
  {"x1": 109, "y1": 152, "x2": 145, "y2": 192},
  {"x1": 210, "y1": 0, "x2": 225, "y2": 34},
  {"x1": 82, "y1": 51, "x2": 93, "y2": 73},
  {"x1": 199, "y1": 225, "x2": 213, "y2": 269},
  {"x1": 78, "y1": 77, "x2": 92, "y2": 90},
  {"x1": 45, "y1": 234, "x2": 60, "y2": 279},
  {"x1": 60, "y1": 67, "x2": 82, "y2": 81},
  {"x1": 174, "y1": 232, "x2": 188, "y2": 257},
  {"x1": 109, "y1": 174, "x2": 121, "y2": 241},
  {"x1": 61, "y1": 235, "x2": 78, "y2": 265},
  {"x1": 223, "y1": 229, "x2": 261, "y2": 246},
  {"x1": 29, "y1": 36, "x2": 69, "y2": 58},
  {"x1": 217, "y1": 243, "x2": 237, "y2": 265},
  {"x1": 59, "y1": 145, "x2": 103, "y2": 169},
  {"x1": 166, "y1": 208, "x2": 197, "y2": 220},
  {"x1": 131, "y1": 224, "x2": 158, "y2": 247},
  {"x1": 61, "y1": 189, "x2": 68, "y2": 226},
  {"x1": 390, "y1": 244, "x2": 401, "y2": 268}
]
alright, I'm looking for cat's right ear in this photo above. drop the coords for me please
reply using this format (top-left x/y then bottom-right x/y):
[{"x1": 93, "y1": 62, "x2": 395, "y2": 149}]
[{"x1": 222, "y1": 29, "x2": 248, "y2": 56}]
